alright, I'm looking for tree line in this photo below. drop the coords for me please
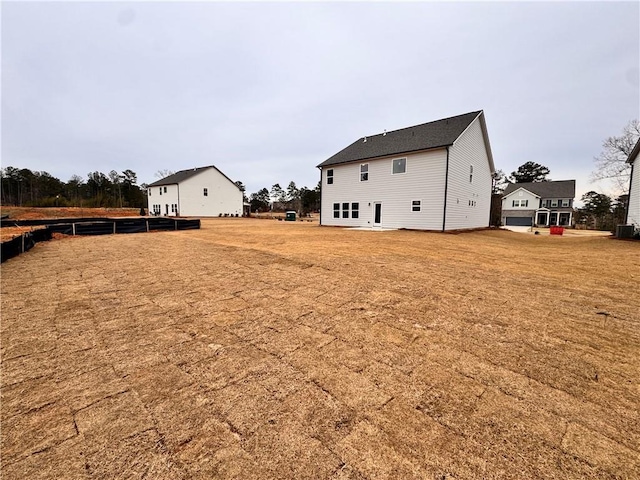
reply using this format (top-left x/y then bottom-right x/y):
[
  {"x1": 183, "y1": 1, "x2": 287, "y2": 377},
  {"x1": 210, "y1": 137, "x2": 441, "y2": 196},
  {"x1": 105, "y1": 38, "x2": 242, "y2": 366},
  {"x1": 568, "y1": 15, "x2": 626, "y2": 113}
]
[
  {"x1": 0, "y1": 167, "x2": 146, "y2": 208},
  {"x1": 240, "y1": 181, "x2": 321, "y2": 216}
]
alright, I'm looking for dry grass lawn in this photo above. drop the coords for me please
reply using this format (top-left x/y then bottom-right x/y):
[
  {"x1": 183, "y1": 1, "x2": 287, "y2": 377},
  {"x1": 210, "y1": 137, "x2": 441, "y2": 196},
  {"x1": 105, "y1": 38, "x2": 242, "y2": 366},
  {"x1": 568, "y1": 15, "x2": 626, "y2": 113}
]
[{"x1": 1, "y1": 218, "x2": 639, "y2": 479}]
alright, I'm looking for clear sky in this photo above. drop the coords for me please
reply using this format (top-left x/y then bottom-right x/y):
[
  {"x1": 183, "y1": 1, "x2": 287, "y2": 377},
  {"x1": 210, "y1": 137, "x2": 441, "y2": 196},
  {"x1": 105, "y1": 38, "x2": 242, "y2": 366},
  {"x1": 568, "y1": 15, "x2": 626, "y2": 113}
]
[{"x1": 2, "y1": 1, "x2": 639, "y2": 202}]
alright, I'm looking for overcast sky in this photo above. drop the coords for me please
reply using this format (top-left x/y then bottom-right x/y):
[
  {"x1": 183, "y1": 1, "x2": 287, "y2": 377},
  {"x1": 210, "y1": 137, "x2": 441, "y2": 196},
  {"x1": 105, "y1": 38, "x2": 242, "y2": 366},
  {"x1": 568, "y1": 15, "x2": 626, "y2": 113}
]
[{"x1": 2, "y1": 1, "x2": 639, "y2": 202}]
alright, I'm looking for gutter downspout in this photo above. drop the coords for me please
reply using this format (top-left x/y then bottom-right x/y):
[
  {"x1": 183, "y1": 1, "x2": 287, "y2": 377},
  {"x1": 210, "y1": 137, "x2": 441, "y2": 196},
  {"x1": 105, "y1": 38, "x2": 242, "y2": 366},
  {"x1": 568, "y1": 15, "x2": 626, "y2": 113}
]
[
  {"x1": 318, "y1": 167, "x2": 322, "y2": 226},
  {"x1": 177, "y1": 183, "x2": 180, "y2": 217},
  {"x1": 442, "y1": 146, "x2": 450, "y2": 232},
  {"x1": 626, "y1": 162, "x2": 634, "y2": 224}
]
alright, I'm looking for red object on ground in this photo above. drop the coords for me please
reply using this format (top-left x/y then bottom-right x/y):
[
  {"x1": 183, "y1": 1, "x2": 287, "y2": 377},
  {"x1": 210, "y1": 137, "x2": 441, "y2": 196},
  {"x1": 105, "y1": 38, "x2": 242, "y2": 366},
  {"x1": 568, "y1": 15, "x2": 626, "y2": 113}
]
[{"x1": 550, "y1": 226, "x2": 564, "y2": 235}]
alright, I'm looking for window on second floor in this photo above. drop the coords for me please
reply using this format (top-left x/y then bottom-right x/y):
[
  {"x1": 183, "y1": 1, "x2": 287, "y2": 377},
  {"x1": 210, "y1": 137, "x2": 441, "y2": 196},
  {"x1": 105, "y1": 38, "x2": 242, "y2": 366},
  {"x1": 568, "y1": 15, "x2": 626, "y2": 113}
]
[
  {"x1": 562, "y1": 199, "x2": 570, "y2": 207},
  {"x1": 392, "y1": 158, "x2": 406, "y2": 174},
  {"x1": 203, "y1": 188, "x2": 208, "y2": 196},
  {"x1": 159, "y1": 187, "x2": 162, "y2": 195},
  {"x1": 551, "y1": 199, "x2": 558, "y2": 207},
  {"x1": 412, "y1": 200, "x2": 421, "y2": 212},
  {"x1": 469, "y1": 165, "x2": 474, "y2": 183},
  {"x1": 164, "y1": 186, "x2": 167, "y2": 193},
  {"x1": 360, "y1": 164, "x2": 368, "y2": 182},
  {"x1": 327, "y1": 169, "x2": 334, "y2": 185},
  {"x1": 512, "y1": 200, "x2": 519, "y2": 207}
]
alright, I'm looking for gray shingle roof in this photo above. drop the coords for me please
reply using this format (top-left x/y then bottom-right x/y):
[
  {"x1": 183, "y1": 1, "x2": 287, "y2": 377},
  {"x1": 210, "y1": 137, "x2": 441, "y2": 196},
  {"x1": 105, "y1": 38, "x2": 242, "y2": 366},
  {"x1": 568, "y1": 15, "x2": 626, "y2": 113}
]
[
  {"x1": 148, "y1": 165, "x2": 239, "y2": 189},
  {"x1": 317, "y1": 111, "x2": 484, "y2": 168},
  {"x1": 503, "y1": 180, "x2": 576, "y2": 199}
]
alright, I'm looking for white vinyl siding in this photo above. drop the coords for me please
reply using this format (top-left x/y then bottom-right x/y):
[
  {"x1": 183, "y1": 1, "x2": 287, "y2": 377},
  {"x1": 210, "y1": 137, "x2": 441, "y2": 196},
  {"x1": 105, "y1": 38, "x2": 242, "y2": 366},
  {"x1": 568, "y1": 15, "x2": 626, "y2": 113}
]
[
  {"x1": 321, "y1": 149, "x2": 447, "y2": 229},
  {"x1": 147, "y1": 167, "x2": 242, "y2": 217},
  {"x1": 501, "y1": 189, "x2": 540, "y2": 213},
  {"x1": 445, "y1": 116, "x2": 493, "y2": 230},
  {"x1": 628, "y1": 157, "x2": 640, "y2": 225},
  {"x1": 148, "y1": 184, "x2": 179, "y2": 217}
]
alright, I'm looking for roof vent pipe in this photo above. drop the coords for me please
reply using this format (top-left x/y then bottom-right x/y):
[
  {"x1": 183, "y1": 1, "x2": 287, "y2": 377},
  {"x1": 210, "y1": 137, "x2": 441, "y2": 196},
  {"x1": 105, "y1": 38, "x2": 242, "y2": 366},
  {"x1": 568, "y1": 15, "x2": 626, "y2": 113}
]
[
  {"x1": 363, "y1": 137, "x2": 367, "y2": 143},
  {"x1": 383, "y1": 130, "x2": 386, "y2": 136}
]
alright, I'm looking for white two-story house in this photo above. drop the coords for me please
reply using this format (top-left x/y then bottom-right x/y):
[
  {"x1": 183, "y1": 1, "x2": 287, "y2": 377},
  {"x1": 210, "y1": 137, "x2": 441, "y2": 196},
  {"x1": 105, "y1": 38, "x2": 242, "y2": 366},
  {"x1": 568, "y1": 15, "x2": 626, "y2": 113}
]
[
  {"x1": 317, "y1": 111, "x2": 495, "y2": 231},
  {"x1": 147, "y1": 166, "x2": 243, "y2": 217},
  {"x1": 501, "y1": 180, "x2": 576, "y2": 227}
]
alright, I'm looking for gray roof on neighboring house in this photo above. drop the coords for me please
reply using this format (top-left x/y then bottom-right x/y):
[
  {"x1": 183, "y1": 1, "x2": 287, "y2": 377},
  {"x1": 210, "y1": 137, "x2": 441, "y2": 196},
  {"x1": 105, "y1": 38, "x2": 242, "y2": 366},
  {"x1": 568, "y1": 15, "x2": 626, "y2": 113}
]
[
  {"x1": 503, "y1": 180, "x2": 576, "y2": 199},
  {"x1": 148, "y1": 165, "x2": 240, "y2": 189},
  {"x1": 628, "y1": 139, "x2": 640, "y2": 164},
  {"x1": 317, "y1": 111, "x2": 489, "y2": 168}
]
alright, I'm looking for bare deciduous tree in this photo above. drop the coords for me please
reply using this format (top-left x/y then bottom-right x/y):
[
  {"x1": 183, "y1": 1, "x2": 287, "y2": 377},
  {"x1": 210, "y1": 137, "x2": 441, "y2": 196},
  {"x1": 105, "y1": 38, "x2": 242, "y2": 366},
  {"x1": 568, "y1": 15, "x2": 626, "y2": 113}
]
[
  {"x1": 154, "y1": 169, "x2": 174, "y2": 180},
  {"x1": 591, "y1": 119, "x2": 640, "y2": 193}
]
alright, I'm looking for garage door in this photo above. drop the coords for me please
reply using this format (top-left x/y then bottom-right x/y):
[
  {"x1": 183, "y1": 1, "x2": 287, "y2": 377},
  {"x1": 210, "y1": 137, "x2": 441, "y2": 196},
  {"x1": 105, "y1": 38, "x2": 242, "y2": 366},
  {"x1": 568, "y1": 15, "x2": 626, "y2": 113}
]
[{"x1": 505, "y1": 217, "x2": 533, "y2": 226}]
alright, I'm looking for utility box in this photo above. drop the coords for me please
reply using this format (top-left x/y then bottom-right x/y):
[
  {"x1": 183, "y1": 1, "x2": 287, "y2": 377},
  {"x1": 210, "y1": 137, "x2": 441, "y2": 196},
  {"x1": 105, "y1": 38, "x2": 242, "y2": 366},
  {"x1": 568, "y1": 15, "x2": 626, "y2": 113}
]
[
  {"x1": 285, "y1": 211, "x2": 296, "y2": 222},
  {"x1": 616, "y1": 225, "x2": 634, "y2": 238}
]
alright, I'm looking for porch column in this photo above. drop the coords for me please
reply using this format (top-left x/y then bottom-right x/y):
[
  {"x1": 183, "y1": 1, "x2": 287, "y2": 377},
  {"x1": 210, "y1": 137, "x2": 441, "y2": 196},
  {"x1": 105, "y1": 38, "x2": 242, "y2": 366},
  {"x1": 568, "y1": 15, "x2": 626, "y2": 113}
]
[{"x1": 568, "y1": 211, "x2": 572, "y2": 226}]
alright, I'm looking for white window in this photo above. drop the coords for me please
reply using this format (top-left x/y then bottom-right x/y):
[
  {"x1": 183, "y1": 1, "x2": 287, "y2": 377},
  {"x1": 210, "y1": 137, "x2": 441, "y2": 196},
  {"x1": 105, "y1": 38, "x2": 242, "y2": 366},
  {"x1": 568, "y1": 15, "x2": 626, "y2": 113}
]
[
  {"x1": 327, "y1": 169, "x2": 334, "y2": 185},
  {"x1": 148, "y1": 190, "x2": 151, "y2": 196},
  {"x1": 360, "y1": 164, "x2": 368, "y2": 182},
  {"x1": 512, "y1": 200, "x2": 520, "y2": 207},
  {"x1": 551, "y1": 199, "x2": 558, "y2": 207},
  {"x1": 333, "y1": 203, "x2": 339, "y2": 218},
  {"x1": 352, "y1": 203, "x2": 359, "y2": 218},
  {"x1": 521, "y1": 200, "x2": 528, "y2": 207},
  {"x1": 412, "y1": 200, "x2": 421, "y2": 212},
  {"x1": 204, "y1": 188, "x2": 208, "y2": 196},
  {"x1": 164, "y1": 186, "x2": 167, "y2": 193},
  {"x1": 562, "y1": 199, "x2": 569, "y2": 207},
  {"x1": 392, "y1": 158, "x2": 406, "y2": 174},
  {"x1": 469, "y1": 165, "x2": 474, "y2": 183},
  {"x1": 159, "y1": 187, "x2": 162, "y2": 195}
]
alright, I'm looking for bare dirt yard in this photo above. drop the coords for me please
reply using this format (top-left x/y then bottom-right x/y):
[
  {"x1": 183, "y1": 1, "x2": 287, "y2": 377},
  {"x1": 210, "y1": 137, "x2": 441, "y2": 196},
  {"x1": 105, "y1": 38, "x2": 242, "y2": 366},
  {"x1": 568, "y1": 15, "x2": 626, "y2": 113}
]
[
  {"x1": 1, "y1": 219, "x2": 638, "y2": 479},
  {"x1": 0, "y1": 207, "x2": 145, "y2": 242}
]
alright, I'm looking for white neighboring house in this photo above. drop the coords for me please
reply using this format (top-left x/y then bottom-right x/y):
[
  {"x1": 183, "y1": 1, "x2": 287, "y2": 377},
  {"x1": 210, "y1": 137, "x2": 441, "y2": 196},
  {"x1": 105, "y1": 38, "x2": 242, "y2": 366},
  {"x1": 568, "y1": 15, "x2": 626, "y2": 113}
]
[
  {"x1": 626, "y1": 139, "x2": 640, "y2": 228},
  {"x1": 501, "y1": 180, "x2": 576, "y2": 227},
  {"x1": 317, "y1": 111, "x2": 495, "y2": 231},
  {"x1": 147, "y1": 166, "x2": 243, "y2": 217}
]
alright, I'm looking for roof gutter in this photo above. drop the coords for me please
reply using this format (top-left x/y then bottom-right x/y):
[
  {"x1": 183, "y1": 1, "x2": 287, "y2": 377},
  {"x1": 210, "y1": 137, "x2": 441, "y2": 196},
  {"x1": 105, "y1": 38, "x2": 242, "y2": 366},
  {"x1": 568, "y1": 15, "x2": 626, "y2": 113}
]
[{"x1": 442, "y1": 146, "x2": 450, "y2": 232}]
